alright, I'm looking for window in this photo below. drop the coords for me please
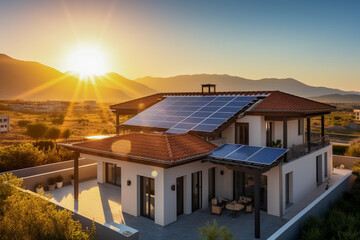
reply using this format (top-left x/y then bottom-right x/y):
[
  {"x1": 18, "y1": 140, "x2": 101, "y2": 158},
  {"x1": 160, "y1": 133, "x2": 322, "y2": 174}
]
[
  {"x1": 235, "y1": 123, "x2": 249, "y2": 145},
  {"x1": 266, "y1": 122, "x2": 273, "y2": 147},
  {"x1": 298, "y1": 119, "x2": 304, "y2": 136},
  {"x1": 316, "y1": 155, "x2": 323, "y2": 185},
  {"x1": 285, "y1": 172, "x2": 293, "y2": 207},
  {"x1": 324, "y1": 152, "x2": 328, "y2": 178}
]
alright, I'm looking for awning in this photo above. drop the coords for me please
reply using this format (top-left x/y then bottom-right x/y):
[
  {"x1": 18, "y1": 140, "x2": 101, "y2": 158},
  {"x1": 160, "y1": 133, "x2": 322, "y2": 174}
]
[{"x1": 207, "y1": 144, "x2": 288, "y2": 172}]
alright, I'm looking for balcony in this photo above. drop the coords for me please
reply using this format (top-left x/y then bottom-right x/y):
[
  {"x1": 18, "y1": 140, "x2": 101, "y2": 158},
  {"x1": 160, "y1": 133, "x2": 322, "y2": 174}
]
[{"x1": 286, "y1": 135, "x2": 330, "y2": 161}]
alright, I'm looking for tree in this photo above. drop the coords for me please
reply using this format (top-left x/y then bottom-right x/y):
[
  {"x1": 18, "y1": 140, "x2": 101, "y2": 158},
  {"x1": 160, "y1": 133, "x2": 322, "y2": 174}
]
[
  {"x1": 45, "y1": 127, "x2": 61, "y2": 141},
  {"x1": 199, "y1": 220, "x2": 233, "y2": 240},
  {"x1": 61, "y1": 129, "x2": 72, "y2": 141},
  {"x1": 50, "y1": 114, "x2": 65, "y2": 125},
  {"x1": 18, "y1": 120, "x2": 32, "y2": 128},
  {"x1": 25, "y1": 123, "x2": 48, "y2": 141}
]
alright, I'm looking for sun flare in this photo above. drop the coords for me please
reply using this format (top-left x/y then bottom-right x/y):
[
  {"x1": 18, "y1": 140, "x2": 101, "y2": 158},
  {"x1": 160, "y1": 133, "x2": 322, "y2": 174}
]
[{"x1": 67, "y1": 46, "x2": 107, "y2": 78}]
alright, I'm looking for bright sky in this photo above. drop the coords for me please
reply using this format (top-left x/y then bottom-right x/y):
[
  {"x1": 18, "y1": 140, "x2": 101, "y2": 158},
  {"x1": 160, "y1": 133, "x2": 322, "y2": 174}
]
[{"x1": 0, "y1": 0, "x2": 359, "y2": 91}]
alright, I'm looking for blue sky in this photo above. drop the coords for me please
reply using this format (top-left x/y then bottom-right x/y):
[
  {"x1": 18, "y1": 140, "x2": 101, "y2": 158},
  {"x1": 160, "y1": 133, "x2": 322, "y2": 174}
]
[{"x1": 0, "y1": 0, "x2": 359, "y2": 90}]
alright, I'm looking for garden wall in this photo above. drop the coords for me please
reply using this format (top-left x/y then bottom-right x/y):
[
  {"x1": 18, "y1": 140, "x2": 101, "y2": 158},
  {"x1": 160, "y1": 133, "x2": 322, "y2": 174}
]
[
  {"x1": 333, "y1": 155, "x2": 360, "y2": 169},
  {"x1": 268, "y1": 171, "x2": 355, "y2": 240},
  {"x1": 1, "y1": 159, "x2": 97, "y2": 191}
]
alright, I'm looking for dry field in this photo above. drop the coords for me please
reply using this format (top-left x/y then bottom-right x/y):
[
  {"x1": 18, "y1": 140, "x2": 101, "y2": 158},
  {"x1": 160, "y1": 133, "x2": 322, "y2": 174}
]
[{"x1": 0, "y1": 104, "x2": 131, "y2": 147}]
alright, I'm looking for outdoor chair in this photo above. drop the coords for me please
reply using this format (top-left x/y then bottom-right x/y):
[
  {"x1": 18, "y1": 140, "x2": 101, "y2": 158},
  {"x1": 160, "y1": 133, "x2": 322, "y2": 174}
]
[{"x1": 211, "y1": 197, "x2": 222, "y2": 215}]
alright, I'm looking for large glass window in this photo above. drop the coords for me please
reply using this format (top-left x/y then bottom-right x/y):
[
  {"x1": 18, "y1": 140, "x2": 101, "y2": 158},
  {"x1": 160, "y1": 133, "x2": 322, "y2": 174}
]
[
  {"x1": 140, "y1": 176, "x2": 155, "y2": 220},
  {"x1": 285, "y1": 172, "x2": 293, "y2": 207},
  {"x1": 235, "y1": 123, "x2": 249, "y2": 145},
  {"x1": 324, "y1": 152, "x2": 328, "y2": 178},
  {"x1": 266, "y1": 122, "x2": 273, "y2": 146},
  {"x1": 208, "y1": 168, "x2": 215, "y2": 201},
  {"x1": 105, "y1": 163, "x2": 121, "y2": 186}
]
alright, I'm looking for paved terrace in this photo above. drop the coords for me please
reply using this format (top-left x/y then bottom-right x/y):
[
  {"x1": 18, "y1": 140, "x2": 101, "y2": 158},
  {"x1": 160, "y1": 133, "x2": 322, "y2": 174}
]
[{"x1": 48, "y1": 168, "x2": 350, "y2": 240}]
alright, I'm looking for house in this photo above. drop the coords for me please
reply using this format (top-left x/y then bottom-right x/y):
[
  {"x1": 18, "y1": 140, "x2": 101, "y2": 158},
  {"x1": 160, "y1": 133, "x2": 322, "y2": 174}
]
[
  {"x1": 60, "y1": 85, "x2": 335, "y2": 238},
  {"x1": 354, "y1": 108, "x2": 360, "y2": 120},
  {"x1": 0, "y1": 116, "x2": 10, "y2": 133}
]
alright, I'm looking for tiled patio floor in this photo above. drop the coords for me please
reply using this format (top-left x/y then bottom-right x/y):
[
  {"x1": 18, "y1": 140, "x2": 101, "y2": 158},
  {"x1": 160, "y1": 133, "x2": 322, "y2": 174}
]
[
  {"x1": 48, "y1": 168, "x2": 350, "y2": 240},
  {"x1": 48, "y1": 180, "x2": 286, "y2": 240}
]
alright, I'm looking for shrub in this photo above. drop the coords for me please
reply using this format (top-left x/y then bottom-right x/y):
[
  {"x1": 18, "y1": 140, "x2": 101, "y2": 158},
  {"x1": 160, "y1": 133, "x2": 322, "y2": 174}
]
[
  {"x1": 36, "y1": 184, "x2": 43, "y2": 189},
  {"x1": 345, "y1": 144, "x2": 360, "y2": 157},
  {"x1": 33, "y1": 140, "x2": 55, "y2": 151},
  {"x1": 0, "y1": 174, "x2": 95, "y2": 240},
  {"x1": 45, "y1": 127, "x2": 61, "y2": 141},
  {"x1": 17, "y1": 120, "x2": 32, "y2": 128},
  {"x1": 25, "y1": 123, "x2": 48, "y2": 141},
  {"x1": 55, "y1": 175, "x2": 63, "y2": 182},
  {"x1": 199, "y1": 220, "x2": 233, "y2": 240},
  {"x1": 333, "y1": 145, "x2": 349, "y2": 156}
]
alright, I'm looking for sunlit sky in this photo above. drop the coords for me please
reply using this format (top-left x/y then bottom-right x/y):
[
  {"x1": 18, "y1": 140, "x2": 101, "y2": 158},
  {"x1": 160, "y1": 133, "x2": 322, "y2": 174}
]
[{"x1": 0, "y1": 0, "x2": 359, "y2": 91}]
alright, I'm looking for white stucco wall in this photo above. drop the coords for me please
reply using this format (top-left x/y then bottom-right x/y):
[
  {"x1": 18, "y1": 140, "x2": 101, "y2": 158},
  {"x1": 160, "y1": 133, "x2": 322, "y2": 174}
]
[
  {"x1": 221, "y1": 123, "x2": 235, "y2": 143},
  {"x1": 287, "y1": 119, "x2": 304, "y2": 147},
  {"x1": 81, "y1": 154, "x2": 166, "y2": 226},
  {"x1": 263, "y1": 166, "x2": 281, "y2": 216},
  {"x1": 281, "y1": 145, "x2": 332, "y2": 215}
]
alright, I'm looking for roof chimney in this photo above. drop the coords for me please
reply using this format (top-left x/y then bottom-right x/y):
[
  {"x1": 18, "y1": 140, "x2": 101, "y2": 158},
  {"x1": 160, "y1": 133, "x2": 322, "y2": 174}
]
[{"x1": 202, "y1": 84, "x2": 216, "y2": 95}]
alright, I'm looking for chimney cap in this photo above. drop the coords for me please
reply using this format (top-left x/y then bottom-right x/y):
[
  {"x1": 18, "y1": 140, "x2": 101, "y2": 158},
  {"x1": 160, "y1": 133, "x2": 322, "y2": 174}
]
[{"x1": 202, "y1": 84, "x2": 216, "y2": 95}]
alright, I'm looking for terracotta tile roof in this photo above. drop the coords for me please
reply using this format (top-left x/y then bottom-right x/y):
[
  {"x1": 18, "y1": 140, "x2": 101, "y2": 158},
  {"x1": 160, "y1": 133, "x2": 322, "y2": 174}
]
[
  {"x1": 110, "y1": 91, "x2": 335, "y2": 114},
  {"x1": 251, "y1": 91, "x2": 336, "y2": 113},
  {"x1": 72, "y1": 132, "x2": 217, "y2": 163}
]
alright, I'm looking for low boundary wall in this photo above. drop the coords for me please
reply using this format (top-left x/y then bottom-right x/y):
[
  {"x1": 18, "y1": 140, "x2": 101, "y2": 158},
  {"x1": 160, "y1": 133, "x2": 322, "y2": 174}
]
[
  {"x1": 333, "y1": 155, "x2": 360, "y2": 169},
  {"x1": 268, "y1": 172, "x2": 355, "y2": 240}
]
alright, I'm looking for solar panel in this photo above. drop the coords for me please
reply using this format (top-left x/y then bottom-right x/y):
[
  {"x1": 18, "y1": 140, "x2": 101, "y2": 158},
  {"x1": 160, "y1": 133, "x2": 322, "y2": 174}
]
[
  {"x1": 122, "y1": 95, "x2": 259, "y2": 133},
  {"x1": 209, "y1": 144, "x2": 288, "y2": 166}
]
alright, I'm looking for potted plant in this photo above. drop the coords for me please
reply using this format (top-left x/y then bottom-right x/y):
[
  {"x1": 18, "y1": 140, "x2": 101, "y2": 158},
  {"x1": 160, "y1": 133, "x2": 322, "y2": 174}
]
[
  {"x1": 48, "y1": 177, "x2": 56, "y2": 190},
  {"x1": 36, "y1": 184, "x2": 44, "y2": 194},
  {"x1": 55, "y1": 175, "x2": 64, "y2": 188},
  {"x1": 71, "y1": 174, "x2": 74, "y2": 185}
]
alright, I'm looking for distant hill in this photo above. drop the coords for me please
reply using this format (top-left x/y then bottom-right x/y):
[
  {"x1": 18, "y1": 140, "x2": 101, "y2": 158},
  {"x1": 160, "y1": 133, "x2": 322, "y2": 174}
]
[
  {"x1": 136, "y1": 74, "x2": 360, "y2": 98},
  {"x1": 0, "y1": 54, "x2": 156, "y2": 102},
  {"x1": 310, "y1": 94, "x2": 360, "y2": 104}
]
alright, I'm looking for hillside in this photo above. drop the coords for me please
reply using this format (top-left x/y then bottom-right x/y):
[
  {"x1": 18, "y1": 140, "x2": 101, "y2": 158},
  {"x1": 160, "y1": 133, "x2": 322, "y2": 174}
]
[
  {"x1": 136, "y1": 74, "x2": 360, "y2": 98},
  {"x1": 310, "y1": 94, "x2": 360, "y2": 104},
  {"x1": 0, "y1": 54, "x2": 156, "y2": 102}
]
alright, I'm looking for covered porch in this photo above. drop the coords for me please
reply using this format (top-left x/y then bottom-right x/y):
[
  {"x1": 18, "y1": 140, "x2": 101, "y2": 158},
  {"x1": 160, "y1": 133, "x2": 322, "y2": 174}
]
[{"x1": 48, "y1": 179, "x2": 287, "y2": 240}]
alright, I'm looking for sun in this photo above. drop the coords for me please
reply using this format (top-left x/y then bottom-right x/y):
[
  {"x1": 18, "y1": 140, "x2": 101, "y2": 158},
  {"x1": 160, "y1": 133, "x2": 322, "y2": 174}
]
[{"x1": 67, "y1": 46, "x2": 107, "y2": 78}]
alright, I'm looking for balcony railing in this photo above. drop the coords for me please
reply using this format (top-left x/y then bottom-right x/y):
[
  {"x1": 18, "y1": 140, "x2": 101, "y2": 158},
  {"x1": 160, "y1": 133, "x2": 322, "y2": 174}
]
[{"x1": 286, "y1": 135, "x2": 330, "y2": 161}]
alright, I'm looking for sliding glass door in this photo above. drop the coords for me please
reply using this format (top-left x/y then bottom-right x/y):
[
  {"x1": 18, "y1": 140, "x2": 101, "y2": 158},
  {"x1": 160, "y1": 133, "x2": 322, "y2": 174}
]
[
  {"x1": 106, "y1": 163, "x2": 121, "y2": 186},
  {"x1": 140, "y1": 176, "x2": 155, "y2": 220},
  {"x1": 192, "y1": 171, "x2": 202, "y2": 212},
  {"x1": 176, "y1": 176, "x2": 184, "y2": 216}
]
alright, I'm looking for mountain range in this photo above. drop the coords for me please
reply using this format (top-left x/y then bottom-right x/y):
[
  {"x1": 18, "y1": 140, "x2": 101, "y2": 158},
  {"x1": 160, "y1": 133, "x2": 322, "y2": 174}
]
[
  {"x1": 135, "y1": 75, "x2": 360, "y2": 99},
  {"x1": 1, "y1": 53, "x2": 359, "y2": 103}
]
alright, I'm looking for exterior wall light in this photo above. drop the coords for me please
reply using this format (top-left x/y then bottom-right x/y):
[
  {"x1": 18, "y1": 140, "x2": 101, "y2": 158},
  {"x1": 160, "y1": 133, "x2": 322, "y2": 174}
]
[
  {"x1": 220, "y1": 170, "x2": 224, "y2": 175},
  {"x1": 127, "y1": 180, "x2": 131, "y2": 186},
  {"x1": 171, "y1": 185, "x2": 175, "y2": 191}
]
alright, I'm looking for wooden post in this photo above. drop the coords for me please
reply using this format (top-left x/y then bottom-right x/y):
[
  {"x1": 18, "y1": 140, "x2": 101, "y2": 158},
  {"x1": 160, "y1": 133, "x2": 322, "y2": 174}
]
[
  {"x1": 283, "y1": 118, "x2": 287, "y2": 149},
  {"x1": 321, "y1": 115, "x2": 325, "y2": 144},
  {"x1": 74, "y1": 151, "x2": 80, "y2": 200},
  {"x1": 116, "y1": 111, "x2": 120, "y2": 135},
  {"x1": 307, "y1": 117, "x2": 311, "y2": 152},
  {"x1": 254, "y1": 173, "x2": 261, "y2": 239}
]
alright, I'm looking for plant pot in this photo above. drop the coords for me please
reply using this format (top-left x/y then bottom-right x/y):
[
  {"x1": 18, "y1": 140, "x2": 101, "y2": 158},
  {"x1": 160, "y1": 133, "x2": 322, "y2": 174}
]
[
  {"x1": 56, "y1": 181, "x2": 63, "y2": 189},
  {"x1": 36, "y1": 187, "x2": 44, "y2": 194},
  {"x1": 71, "y1": 179, "x2": 74, "y2": 185},
  {"x1": 49, "y1": 184, "x2": 56, "y2": 191}
]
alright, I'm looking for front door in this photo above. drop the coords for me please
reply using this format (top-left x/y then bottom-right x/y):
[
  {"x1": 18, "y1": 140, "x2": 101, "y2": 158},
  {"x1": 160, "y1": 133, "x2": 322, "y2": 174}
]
[
  {"x1": 192, "y1": 171, "x2": 202, "y2": 212},
  {"x1": 235, "y1": 123, "x2": 249, "y2": 145},
  {"x1": 176, "y1": 176, "x2": 184, "y2": 216},
  {"x1": 140, "y1": 176, "x2": 155, "y2": 220}
]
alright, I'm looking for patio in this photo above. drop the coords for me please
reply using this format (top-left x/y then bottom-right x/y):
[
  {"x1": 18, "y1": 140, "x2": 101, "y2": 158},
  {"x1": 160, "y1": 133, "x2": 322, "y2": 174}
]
[{"x1": 48, "y1": 179, "x2": 287, "y2": 240}]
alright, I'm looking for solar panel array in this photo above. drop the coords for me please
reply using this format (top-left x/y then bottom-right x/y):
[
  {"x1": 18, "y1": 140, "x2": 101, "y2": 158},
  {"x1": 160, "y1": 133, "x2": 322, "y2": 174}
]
[
  {"x1": 122, "y1": 95, "x2": 258, "y2": 133},
  {"x1": 209, "y1": 144, "x2": 288, "y2": 165}
]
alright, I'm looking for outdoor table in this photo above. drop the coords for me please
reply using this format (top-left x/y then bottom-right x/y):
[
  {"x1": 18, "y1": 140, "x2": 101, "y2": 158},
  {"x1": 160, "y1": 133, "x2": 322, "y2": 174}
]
[{"x1": 225, "y1": 202, "x2": 244, "y2": 218}]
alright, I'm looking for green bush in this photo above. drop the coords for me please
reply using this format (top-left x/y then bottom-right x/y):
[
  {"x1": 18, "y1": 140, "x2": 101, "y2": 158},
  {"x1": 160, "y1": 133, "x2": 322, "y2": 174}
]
[
  {"x1": 345, "y1": 144, "x2": 360, "y2": 157},
  {"x1": 0, "y1": 174, "x2": 95, "y2": 240},
  {"x1": 199, "y1": 220, "x2": 233, "y2": 240},
  {"x1": 0, "y1": 143, "x2": 73, "y2": 172},
  {"x1": 333, "y1": 145, "x2": 349, "y2": 156}
]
